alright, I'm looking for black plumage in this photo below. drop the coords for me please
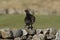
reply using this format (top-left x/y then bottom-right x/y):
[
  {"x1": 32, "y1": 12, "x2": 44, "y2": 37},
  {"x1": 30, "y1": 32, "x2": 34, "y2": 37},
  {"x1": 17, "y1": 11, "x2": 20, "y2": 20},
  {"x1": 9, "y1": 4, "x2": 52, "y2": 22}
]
[{"x1": 24, "y1": 9, "x2": 35, "y2": 28}]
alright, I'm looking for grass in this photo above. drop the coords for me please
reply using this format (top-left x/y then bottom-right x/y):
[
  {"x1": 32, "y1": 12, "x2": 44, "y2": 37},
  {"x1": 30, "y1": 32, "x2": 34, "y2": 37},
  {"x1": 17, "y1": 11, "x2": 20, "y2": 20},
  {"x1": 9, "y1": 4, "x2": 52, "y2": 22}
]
[
  {"x1": 0, "y1": 14, "x2": 60, "y2": 29},
  {"x1": 0, "y1": 14, "x2": 25, "y2": 29},
  {"x1": 34, "y1": 15, "x2": 60, "y2": 29}
]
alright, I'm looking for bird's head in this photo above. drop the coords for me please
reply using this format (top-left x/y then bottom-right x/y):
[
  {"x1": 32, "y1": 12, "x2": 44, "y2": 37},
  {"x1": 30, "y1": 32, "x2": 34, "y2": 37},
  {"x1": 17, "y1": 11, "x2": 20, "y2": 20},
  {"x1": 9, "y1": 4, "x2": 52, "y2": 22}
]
[
  {"x1": 25, "y1": 9, "x2": 29, "y2": 14},
  {"x1": 25, "y1": 9, "x2": 35, "y2": 16}
]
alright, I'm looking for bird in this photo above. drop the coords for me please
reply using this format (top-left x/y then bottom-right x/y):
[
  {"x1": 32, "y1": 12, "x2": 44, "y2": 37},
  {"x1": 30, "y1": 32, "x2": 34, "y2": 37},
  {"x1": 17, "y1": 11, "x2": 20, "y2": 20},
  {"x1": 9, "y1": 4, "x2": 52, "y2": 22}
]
[{"x1": 24, "y1": 9, "x2": 35, "y2": 29}]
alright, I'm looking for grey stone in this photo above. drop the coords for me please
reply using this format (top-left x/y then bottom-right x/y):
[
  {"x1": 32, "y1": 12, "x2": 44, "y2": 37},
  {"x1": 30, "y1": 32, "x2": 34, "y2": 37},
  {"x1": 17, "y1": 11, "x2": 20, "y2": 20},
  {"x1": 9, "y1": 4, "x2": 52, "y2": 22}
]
[
  {"x1": 22, "y1": 29, "x2": 28, "y2": 36},
  {"x1": 55, "y1": 30, "x2": 60, "y2": 40},
  {"x1": 21, "y1": 35, "x2": 27, "y2": 40},
  {"x1": 14, "y1": 37, "x2": 21, "y2": 40},
  {"x1": 32, "y1": 34, "x2": 40, "y2": 40},
  {"x1": 26, "y1": 35, "x2": 32, "y2": 40},
  {"x1": 0, "y1": 28, "x2": 13, "y2": 38},
  {"x1": 39, "y1": 34, "x2": 44, "y2": 40},
  {"x1": 26, "y1": 28, "x2": 36, "y2": 35},
  {"x1": 32, "y1": 34, "x2": 44, "y2": 40},
  {"x1": 12, "y1": 29, "x2": 23, "y2": 38},
  {"x1": 36, "y1": 29, "x2": 42, "y2": 34}
]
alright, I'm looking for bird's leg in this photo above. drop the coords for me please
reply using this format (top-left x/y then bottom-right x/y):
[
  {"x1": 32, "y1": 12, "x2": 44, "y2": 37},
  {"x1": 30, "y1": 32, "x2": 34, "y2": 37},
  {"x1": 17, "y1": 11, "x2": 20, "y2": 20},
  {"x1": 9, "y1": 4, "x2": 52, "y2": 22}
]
[
  {"x1": 30, "y1": 24, "x2": 33, "y2": 29},
  {"x1": 25, "y1": 24, "x2": 33, "y2": 29}
]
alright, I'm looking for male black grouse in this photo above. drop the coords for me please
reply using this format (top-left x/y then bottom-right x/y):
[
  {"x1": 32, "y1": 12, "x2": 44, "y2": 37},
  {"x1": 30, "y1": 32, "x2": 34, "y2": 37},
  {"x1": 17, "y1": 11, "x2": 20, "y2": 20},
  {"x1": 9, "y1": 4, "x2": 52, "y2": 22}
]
[{"x1": 24, "y1": 9, "x2": 35, "y2": 28}]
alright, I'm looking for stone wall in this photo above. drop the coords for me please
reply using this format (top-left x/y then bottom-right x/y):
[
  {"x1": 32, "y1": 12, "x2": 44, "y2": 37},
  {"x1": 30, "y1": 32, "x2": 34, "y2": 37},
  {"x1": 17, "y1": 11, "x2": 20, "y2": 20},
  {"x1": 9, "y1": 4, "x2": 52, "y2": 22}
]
[{"x1": 0, "y1": 28, "x2": 58, "y2": 40}]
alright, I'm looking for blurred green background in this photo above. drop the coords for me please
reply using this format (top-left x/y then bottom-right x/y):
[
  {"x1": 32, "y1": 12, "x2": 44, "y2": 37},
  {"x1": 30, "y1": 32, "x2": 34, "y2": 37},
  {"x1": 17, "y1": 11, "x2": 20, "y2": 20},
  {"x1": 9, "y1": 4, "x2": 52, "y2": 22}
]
[{"x1": 0, "y1": 14, "x2": 60, "y2": 29}]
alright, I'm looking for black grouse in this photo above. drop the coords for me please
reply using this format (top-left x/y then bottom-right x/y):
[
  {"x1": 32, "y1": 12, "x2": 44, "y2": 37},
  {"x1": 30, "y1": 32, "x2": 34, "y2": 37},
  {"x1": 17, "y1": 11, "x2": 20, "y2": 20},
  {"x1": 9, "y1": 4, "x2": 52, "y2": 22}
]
[{"x1": 24, "y1": 9, "x2": 35, "y2": 28}]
